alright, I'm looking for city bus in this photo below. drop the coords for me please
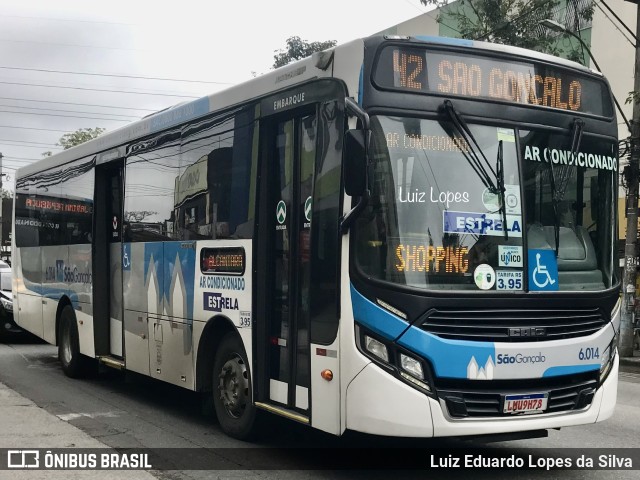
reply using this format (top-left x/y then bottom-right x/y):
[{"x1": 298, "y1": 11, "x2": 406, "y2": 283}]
[{"x1": 13, "y1": 35, "x2": 619, "y2": 440}]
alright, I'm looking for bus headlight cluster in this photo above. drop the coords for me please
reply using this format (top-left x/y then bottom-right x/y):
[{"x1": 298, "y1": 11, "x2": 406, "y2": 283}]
[
  {"x1": 364, "y1": 335, "x2": 389, "y2": 363},
  {"x1": 358, "y1": 327, "x2": 433, "y2": 394},
  {"x1": 599, "y1": 331, "x2": 618, "y2": 382},
  {"x1": 400, "y1": 353, "x2": 424, "y2": 380},
  {"x1": 0, "y1": 297, "x2": 12, "y2": 312}
]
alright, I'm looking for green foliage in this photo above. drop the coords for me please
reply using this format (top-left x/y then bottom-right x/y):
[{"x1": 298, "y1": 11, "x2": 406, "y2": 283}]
[
  {"x1": 57, "y1": 127, "x2": 106, "y2": 150},
  {"x1": 420, "y1": 0, "x2": 594, "y2": 62},
  {"x1": 42, "y1": 127, "x2": 106, "y2": 158},
  {"x1": 626, "y1": 91, "x2": 640, "y2": 106},
  {"x1": 273, "y1": 36, "x2": 337, "y2": 69}
]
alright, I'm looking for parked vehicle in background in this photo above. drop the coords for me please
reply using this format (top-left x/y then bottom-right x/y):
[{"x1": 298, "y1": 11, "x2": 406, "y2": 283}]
[{"x1": 0, "y1": 260, "x2": 19, "y2": 338}]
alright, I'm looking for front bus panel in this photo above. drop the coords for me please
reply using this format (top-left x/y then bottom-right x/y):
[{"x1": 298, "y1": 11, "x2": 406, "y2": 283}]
[{"x1": 344, "y1": 37, "x2": 619, "y2": 437}]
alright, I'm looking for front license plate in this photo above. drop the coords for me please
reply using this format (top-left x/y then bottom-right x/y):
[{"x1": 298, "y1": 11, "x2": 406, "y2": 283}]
[{"x1": 503, "y1": 393, "x2": 548, "y2": 414}]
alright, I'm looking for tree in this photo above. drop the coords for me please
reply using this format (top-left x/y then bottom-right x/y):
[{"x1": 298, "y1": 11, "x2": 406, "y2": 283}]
[
  {"x1": 273, "y1": 36, "x2": 337, "y2": 69},
  {"x1": 42, "y1": 127, "x2": 106, "y2": 157},
  {"x1": 124, "y1": 211, "x2": 157, "y2": 222},
  {"x1": 420, "y1": 0, "x2": 594, "y2": 63}
]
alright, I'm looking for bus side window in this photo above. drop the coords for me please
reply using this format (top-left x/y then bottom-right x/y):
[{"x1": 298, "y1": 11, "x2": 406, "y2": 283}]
[{"x1": 179, "y1": 107, "x2": 255, "y2": 240}]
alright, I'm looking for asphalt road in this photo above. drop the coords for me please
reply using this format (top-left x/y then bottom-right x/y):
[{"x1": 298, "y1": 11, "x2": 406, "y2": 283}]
[{"x1": 1, "y1": 335, "x2": 639, "y2": 480}]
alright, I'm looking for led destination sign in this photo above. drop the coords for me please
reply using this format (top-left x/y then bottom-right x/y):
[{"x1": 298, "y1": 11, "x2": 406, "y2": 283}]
[
  {"x1": 395, "y1": 244, "x2": 469, "y2": 274},
  {"x1": 200, "y1": 247, "x2": 245, "y2": 275},
  {"x1": 374, "y1": 46, "x2": 612, "y2": 116},
  {"x1": 17, "y1": 194, "x2": 93, "y2": 215}
]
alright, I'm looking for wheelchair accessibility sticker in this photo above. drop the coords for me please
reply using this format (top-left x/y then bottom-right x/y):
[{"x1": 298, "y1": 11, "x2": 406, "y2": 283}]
[
  {"x1": 528, "y1": 249, "x2": 558, "y2": 291},
  {"x1": 122, "y1": 243, "x2": 131, "y2": 271}
]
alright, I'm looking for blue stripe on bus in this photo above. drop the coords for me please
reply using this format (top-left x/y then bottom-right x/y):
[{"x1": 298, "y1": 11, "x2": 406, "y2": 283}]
[
  {"x1": 149, "y1": 96, "x2": 210, "y2": 134},
  {"x1": 397, "y1": 325, "x2": 495, "y2": 379},
  {"x1": 350, "y1": 284, "x2": 409, "y2": 340},
  {"x1": 542, "y1": 364, "x2": 600, "y2": 377},
  {"x1": 142, "y1": 241, "x2": 196, "y2": 321},
  {"x1": 21, "y1": 284, "x2": 79, "y2": 305},
  {"x1": 144, "y1": 242, "x2": 164, "y2": 307},
  {"x1": 414, "y1": 35, "x2": 474, "y2": 47},
  {"x1": 163, "y1": 241, "x2": 196, "y2": 322}
]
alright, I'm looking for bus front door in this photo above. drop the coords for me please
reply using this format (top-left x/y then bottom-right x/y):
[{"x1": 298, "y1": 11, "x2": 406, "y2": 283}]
[{"x1": 258, "y1": 113, "x2": 316, "y2": 417}]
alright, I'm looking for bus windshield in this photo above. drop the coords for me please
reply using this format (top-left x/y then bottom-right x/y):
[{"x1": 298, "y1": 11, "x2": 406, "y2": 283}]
[{"x1": 355, "y1": 115, "x2": 616, "y2": 291}]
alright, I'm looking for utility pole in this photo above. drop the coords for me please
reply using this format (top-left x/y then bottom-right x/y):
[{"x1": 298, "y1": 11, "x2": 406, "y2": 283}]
[{"x1": 620, "y1": 3, "x2": 640, "y2": 357}]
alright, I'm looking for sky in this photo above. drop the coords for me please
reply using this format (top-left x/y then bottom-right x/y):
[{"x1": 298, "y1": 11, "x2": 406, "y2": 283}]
[{"x1": 0, "y1": 0, "x2": 434, "y2": 189}]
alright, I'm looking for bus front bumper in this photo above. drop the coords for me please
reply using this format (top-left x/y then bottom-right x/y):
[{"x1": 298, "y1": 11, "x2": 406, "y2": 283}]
[{"x1": 345, "y1": 353, "x2": 618, "y2": 438}]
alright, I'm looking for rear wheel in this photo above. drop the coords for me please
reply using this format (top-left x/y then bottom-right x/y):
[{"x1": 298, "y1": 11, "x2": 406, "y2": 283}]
[
  {"x1": 58, "y1": 305, "x2": 91, "y2": 378},
  {"x1": 212, "y1": 332, "x2": 260, "y2": 440}
]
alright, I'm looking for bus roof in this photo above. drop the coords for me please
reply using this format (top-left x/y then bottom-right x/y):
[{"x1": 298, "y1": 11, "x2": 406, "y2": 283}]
[
  {"x1": 16, "y1": 35, "x2": 599, "y2": 179},
  {"x1": 16, "y1": 38, "x2": 363, "y2": 179}
]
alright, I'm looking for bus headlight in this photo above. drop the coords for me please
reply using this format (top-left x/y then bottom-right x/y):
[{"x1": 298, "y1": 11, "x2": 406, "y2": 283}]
[
  {"x1": 0, "y1": 297, "x2": 12, "y2": 312},
  {"x1": 599, "y1": 331, "x2": 618, "y2": 382},
  {"x1": 364, "y1": 335, "x2": 389, "y2": 363},
  {"x1": 357, "y1": 326, "x2": 435, "y2": 396},
  {"x1": 399, "y1": 353, "x2": 432, "y2": 392},
  {"x1": 400, "y1": 353, "x2": 424, "y2": 380}
]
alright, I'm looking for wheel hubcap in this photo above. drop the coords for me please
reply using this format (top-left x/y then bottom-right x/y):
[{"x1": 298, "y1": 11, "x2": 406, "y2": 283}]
[{"x1": 218, "y1": 354, "x2": 248, "y2": 419}]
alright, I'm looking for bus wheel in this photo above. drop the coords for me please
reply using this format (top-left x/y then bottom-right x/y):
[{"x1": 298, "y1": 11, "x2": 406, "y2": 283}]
[
  {"x1": 58, "y1": 305, "x2": 89, "y2": 378},
  {"x1": 212, "y1": 332, "x2": 258, "y2": 440}
]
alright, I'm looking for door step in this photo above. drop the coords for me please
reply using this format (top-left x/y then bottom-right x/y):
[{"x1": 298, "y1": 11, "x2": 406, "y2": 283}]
[
  {"x1": 97, "y1": 356, "x2": 125, "y2": 370},
  {"x1": 254, "y1": 402, "x2": 309, "y2": 424}
]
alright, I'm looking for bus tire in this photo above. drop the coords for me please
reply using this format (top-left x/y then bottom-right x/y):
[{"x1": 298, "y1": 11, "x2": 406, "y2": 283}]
[
  {"x1": 58, "y1": 305, "x2": 90, "y2": 378},
  {"x1": 212, "y1": 332, "x2": 259, "y2": 440}
]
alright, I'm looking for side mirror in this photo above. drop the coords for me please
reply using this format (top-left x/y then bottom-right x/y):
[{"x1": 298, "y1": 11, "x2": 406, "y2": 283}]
[{"x1": 344, "y1": 129, "x2": 366, "y2": 197}]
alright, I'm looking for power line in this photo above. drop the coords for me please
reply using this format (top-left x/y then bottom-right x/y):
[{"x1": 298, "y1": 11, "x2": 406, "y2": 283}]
[
  {"x1": 0, "y1": 109, "x2": 132, "y2": 122},
  {"x1": 406, "y1": 0, "x2": 463, "y2": 35},
  {"x1": 0, "y1": 139, "x2": 59, "y2": 147},
  {"x1": 401, "y1": 0, "x2": 429, "y2": 14},
  {"x1": 0, "y1": 125, "x2": 75, "y2": 133},
  {"x1": 0, "y1": 65, "x2": 232, "y2": 85},
  {"x1": 0, "y1": 13, "x2": 136, "y2": 27},
  {"x1": 598, "y1": 0, "x2": 636, "y2": 44},
  {"x1": 595, "y1": 0, "x2": 636, "y2": 48},
  {"x1": 0, "y1": 36, "x2": 151, "y2": 53},
  {"x1": 5, "y1": 156, "x2": 42, "y2": 161},
  {"x1": 0, "y1": 96, "x2": 157, "y2": 112},
  {"x1": 0, "y1": 80, "x2": 200, "y2": 98},
  {"x1": 0, "y1": 103, "x2": 140, "y2": 119},
  {"x1": 0, "y1": 143, "x2": 61, "y2": 150}
]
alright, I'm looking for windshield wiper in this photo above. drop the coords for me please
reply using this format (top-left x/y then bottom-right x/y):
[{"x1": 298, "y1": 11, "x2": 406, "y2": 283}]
[
  {"x1": 441, "y1": 100, "x2": 509, "y2": 238},
  {"x1": 440, "y1": 100, "x2": 499, "y2": 194},
  {"x1": 496, "y1": 139, "x2": 508, "y2": 240},
  {"x1": 547, "y1": 118, "x2": 585, "y2": 256}
]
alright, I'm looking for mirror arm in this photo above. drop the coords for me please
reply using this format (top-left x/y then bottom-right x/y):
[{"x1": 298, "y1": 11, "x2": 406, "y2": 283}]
[
  {"x1": 341, "y1": 97, "x2": 371, "y2": 234},
  {"x1": 345, "y1": 97, "x2": 370, "y2": 131},
  {"x1": 340, "y1": 190, "x2": 370, "y2": 234}
]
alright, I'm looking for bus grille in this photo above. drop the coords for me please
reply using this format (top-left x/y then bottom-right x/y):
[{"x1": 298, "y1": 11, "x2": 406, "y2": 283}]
[
  {"x1": 435, "y1": 372, "x2": 599, "y2": 418},
  {"x1": 420, "y1": 308, "x2": 608, "y2": 342}
]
